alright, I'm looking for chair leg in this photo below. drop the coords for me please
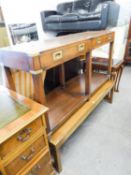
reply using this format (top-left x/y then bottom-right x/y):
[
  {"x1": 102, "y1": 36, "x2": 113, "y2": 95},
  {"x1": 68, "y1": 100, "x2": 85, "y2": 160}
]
[
  {"x1": 109, "y1": 87, "x2": 114, "y2": 103},
  {"x1": 50, "y1": 144, "x2": 62, "y2": 173},
  {"x1": 106, "y1": 87, "x2": 114, "y2": 104},
  {"x1": 114, "y1": 69, "x2": 119, "y2": 92},
  {"x1": 115, "y1": 65, "x2": 124, "y2": 92}
]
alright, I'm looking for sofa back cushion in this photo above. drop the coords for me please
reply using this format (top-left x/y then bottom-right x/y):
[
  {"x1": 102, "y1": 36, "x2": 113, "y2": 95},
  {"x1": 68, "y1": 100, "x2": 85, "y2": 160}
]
[
  {"x1": 89, "y1": 0, "x2": 114, "y2": 11},
  {"x1": 89, "y1": 0, "x2": 101, "y2": 11},
  {"x1": 57, "y1": 2, "x2": 73, "y2": 15},
  {"x1": 72, "y1": 0, "x2": 91, "y2": 13}
]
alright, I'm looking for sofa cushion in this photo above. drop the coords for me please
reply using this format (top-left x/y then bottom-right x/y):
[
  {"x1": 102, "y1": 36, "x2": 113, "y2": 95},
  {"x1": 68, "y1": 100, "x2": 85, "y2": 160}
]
[
  {"x1": 89, "y1": 0, "x2": 100, "y2": 11},
  {"x1": 74, "y1": 9, "x2": 89, "y2": 15},
  {"x1": 57, "y1": 2, "x2": 73, "y2": 15},
  {"x1": 79, "y1": 13, "x2": 101, "y2": 21},
  {"x1": 72, "y1": 0, "x2": 91, "y2": 12},
  {"x1": 45, "y1": 15, "x2": 61, "y2": 23},
  {"x1": 61, "y1": 14, "x2": 79, "y2": 22}
]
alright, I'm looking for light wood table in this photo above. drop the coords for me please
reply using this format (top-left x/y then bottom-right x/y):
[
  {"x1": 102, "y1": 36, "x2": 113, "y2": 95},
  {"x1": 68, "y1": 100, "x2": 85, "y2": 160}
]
[{"x1": 0, "y1": 86, "x2": 55, "y2": 175}]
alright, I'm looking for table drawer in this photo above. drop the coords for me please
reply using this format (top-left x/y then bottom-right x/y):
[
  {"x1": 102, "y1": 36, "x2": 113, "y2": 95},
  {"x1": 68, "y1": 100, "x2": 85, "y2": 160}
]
[
  {"x1": 92, "y1": 36, "x2": 105, "y2": 48},
  {"x1": 40, "y1": 42, "x2": 87, "y2": 69},
  {"x1": 63, "y1": 42, "x2": 86, "y2": 62},
  {"x1": 0, "y1": 118, "x2": 43, "y2": 159},
  {"x1": 26, "y1": 152, "x2": 53, "y2": 175},
  {"x1": 104, "y1": 33, "x2": 114, "y2": 43},
  {"x1": 40, "y1": 48, "x2": 64, "y2": 69},
  {"x1": 5, "y1": 136, "x2": 47, "y2": 175}
]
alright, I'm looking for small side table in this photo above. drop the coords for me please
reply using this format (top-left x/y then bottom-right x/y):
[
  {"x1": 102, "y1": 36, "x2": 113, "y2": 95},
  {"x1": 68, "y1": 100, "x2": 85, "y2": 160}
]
[
  {"x1": 92, "y1": 57, "x2": 124, "y2": 92},
  {"x1": 0, "y1": 86, "x2": 55, "y2": 175}
]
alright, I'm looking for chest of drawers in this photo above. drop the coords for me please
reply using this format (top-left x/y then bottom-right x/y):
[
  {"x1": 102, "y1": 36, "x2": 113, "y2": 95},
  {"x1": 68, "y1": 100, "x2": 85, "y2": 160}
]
[{"x1": 0, "y1": 86, "x2": 55, "y2": 175}]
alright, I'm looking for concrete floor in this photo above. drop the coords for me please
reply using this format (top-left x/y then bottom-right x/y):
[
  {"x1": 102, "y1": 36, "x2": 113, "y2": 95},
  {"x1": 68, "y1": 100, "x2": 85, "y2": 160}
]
[{"x1": 59, "y1": 66, "x2": 131, "y2": 175}]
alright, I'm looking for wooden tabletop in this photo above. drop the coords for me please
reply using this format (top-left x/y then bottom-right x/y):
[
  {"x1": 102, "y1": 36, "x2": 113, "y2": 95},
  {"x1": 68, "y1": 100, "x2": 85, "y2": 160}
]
[
  {"x1": 0, "y1": 30, "x2": 113, "y2": 56},
  {"x1": 0, "y1": 86, "x2": 48, "y2": 144}
]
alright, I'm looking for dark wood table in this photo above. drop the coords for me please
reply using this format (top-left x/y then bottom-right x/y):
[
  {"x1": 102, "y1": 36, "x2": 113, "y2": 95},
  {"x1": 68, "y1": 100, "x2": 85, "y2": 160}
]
[{"x1": 0, "y1": 30, "x2": 115, "y2": 172}]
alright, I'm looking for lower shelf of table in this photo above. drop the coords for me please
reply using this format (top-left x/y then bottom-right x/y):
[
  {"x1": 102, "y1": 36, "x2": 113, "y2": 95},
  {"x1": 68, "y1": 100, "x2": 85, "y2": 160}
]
[
  {"x1": 50, "y1": 79, "x2": 114, "y2": 147},
  {"x1": 47, "y1": 72, "x2": 109, "y2": 132}
]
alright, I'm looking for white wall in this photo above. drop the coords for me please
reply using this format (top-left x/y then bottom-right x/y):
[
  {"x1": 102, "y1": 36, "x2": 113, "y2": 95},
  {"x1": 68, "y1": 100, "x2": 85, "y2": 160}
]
[
  {"x1": 1, "y1": 0, "x2": 131, "y2": 40},
  {"x1": 1, "y1": 0, "x2": 72, "y2": 40},
  {"x1": 116, "y1": 0, "x2": 131, "y2": 26}
]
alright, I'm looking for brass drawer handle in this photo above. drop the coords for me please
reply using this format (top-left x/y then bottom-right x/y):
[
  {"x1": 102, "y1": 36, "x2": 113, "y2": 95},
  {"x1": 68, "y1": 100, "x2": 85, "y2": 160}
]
[
  {"x1": 21, "y1": 148, "x2": 35, "y2": 161},
  {"x1": 17, "y1": 128, "x2": 32, "y2": 142},
  {"x1": 96, "y1": 40, "x2": 101, "y2": 44},
  {"x1": 78, "y1": 43, "x2": 85, "y2": 51},
  {"x1": 28, "y1": 164, "x2": 41, "y2": 175},
  {"x1": 108, "y1": 35, "x2": 112, "y2": 40},
  {"x1": 53, "y1": 51, "x2": 63, "y2": 61}
]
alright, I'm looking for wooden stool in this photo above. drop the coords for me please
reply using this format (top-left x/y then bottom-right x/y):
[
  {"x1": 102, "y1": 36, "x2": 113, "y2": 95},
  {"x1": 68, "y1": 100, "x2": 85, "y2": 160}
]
[{"x1": 92, "y1": 57, "x2": 124, "y2": 92}]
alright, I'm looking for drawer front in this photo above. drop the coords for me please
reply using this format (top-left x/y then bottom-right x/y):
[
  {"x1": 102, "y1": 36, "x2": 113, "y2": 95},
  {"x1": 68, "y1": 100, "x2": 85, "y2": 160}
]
[
  {"x1": 92, "y1": 33, "x2": 114, "y2": 49},
  {"x1": 92, "y1": 36, "x2": 105, "y2": 48},
  {"x1": 5, "y1": 136, "x2": 47, "y2": 175},
  {"x1": 63, "y1": 42, "x2": 86, "y2": 62},
  {"x1": 104, "y1": 33, "x2": 114, "y2": 43},
  {"x1": 40, "y1": 48, "x2": 64, "y2": 69},
  {"x1": 40, "y1": 42, "x2": 87, "y2": 69},
  {"x1": 26, "y1": 152, "x2": 53, "y2": 175},
  {"x1": 0, "y1": 118, "x2": 43, "y2": 159}
]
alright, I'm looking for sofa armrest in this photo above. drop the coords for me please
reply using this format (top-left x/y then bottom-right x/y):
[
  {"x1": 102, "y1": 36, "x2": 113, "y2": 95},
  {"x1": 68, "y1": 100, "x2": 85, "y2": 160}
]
[
  {"x1": 92, "y1": 1, "x2": 119, "y2": 29},
  {"x1": 41, "y1": 10, "x2": 58, "y2": 18},
  {"x1": 105, "y1": 1, "x2": 120, "y2": 27},
  {"x1": 96, "y1": 3, "x2": 110, "y2": 29},
  {"x1": 40, "y1": 11, "x2": 58, "y2": 32},
  {"x1": 96, "y1": 1, "x2": 120, "y2": 28}
]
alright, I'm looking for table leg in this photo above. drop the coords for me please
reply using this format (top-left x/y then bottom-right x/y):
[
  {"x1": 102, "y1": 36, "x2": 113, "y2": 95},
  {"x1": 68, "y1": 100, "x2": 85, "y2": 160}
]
[{"x1": 50, "y1": 144, "x2": 62, "y2": 173}]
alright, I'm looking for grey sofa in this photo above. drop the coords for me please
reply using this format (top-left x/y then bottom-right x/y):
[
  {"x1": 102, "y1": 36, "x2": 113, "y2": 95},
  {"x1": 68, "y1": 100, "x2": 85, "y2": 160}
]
[{"x1": 41, "y1": 0, "x2": 120, "y2": 34}]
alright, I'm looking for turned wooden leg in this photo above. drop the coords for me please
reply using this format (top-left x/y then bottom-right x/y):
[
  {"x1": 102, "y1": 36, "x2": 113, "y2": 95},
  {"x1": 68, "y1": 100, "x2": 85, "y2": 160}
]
[
  {"x1": 115, "y1": 65, "x2": 124, "y2": 92},
  {"x1": 50, "y1": 144, "x2": 62, "y2": 173}
]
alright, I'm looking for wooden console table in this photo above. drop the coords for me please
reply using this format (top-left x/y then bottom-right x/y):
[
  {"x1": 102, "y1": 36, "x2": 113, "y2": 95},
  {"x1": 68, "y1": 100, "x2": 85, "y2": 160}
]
[
  {"x1": 0, "y1": 86, "x2": 55, "y2": 175},
  {"x1": 0, "y1": 30, "x2": 115, "y2": 172}
]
